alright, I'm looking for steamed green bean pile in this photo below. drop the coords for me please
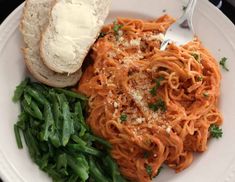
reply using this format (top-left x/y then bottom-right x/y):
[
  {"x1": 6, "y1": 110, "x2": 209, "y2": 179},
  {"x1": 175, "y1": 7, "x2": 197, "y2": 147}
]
[{"x1": 13, "y1": 78, "x2": 127, "y2": 182}]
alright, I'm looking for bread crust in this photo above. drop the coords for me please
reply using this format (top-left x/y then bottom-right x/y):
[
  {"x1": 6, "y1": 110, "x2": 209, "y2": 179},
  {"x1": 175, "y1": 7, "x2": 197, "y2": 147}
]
[
  {"x1": 40, "y1": 0, "x2": 111, "y2": 74},
  {"x1": 20, "y1": 0, "x2": 82, "y2": 88}
]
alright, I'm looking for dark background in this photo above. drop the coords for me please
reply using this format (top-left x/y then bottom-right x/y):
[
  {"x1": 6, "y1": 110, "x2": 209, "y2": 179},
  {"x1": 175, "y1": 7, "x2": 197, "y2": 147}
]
[
  {"x1": 0, "y1": 0, "x2": 234, "y2": 182},
  {"x1": 220, "y1": 0, "x2": 235, "y2": 23}
]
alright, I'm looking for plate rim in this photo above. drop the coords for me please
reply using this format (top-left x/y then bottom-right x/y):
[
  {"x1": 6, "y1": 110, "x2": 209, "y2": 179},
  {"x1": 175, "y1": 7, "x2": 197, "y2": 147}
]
[
  {"x1": 0, "y1": 3, "x2": 25, "y2": 182},
  {"x1": 0, "y1": 1, "x2": 235, "y2": 182}
]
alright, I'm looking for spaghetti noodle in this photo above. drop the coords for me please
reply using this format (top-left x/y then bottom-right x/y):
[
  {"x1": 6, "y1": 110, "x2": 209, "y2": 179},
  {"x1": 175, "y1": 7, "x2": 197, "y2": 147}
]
[{"x1": 77, "y1": 15, "x2": 223, "y2": 182}]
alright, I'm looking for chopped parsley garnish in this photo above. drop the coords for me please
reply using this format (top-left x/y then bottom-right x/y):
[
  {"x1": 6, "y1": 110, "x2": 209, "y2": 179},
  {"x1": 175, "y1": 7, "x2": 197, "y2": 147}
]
[
  {"x1": 197, "y1": 76, "x2": 203, "y2": 82},
  {"x1": 143, "y1": 151, "x2": 149, "y2": 158},
  {"x1": 148, "y1": 99, "x2": 166, "y2": 112},
  {"x1": 209, "y1": 124, "x2": 223, "y2": 139},
  {"x1": 156, "y1": 166, "x2": 163, "y2": 176},
  {"x1": 113, "y1": 20, "x2": 123, "y2": 40},
  {"x1": 98, "y1": 32, "x2": 106, "y2": 38},
  {"x1": 120, "y1": 114, "x2": 127, "y2": 122},
  {"x1": 203, "y1": 92, "x2": 209, "y2": 98},
  {"x1": 149, "y1": 76, "x2": 164, "y2": 96},
  {"x1": 155, "y1": 76, "x2": 164, "y2": 88},
  {"x1": 182, "y1": 6, "x2": 187, "y2": 11},
  {"x1": 191, "y1": 53, "x2": 201, "y2": 62},
  {"x1": 219, "y1": 57, "x2": 229, "y2": 71},
  {"x1": 149, "y1": 87, "x2": 157, "y2": 96},
  {"x1": 146, "y1": 165, "x2": 152, "y2": 177}
]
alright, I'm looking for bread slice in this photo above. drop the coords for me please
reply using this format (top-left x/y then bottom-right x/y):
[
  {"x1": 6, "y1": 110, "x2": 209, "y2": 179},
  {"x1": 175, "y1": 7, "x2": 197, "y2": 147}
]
[
  {"x1": 20, "y1": 0, "x2": 82, "y2": 88},
  {"x1": 40, "y1": 0, "x2": 111, "y2": 74}
]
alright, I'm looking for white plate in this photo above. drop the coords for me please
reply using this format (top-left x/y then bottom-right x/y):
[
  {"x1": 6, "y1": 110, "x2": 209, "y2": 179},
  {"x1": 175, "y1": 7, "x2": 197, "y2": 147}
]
[{"x1": 0, "y1": 0, "x2": 235, "y2": 182}]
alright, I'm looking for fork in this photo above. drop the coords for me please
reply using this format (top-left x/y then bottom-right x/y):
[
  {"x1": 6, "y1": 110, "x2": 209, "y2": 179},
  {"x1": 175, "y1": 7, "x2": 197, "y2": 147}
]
[{"x1": 160, "y1": 0, "x2": 198, "y2": 51}]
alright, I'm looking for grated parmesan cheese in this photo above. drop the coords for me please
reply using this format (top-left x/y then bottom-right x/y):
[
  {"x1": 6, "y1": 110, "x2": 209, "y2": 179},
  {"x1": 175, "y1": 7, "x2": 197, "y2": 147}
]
[
  {"x1": 135, "y1": 117, "x2": 145, "y2": 124},
  {"x1": 132, "y1": 91, "x2": 143, "y2": 103},
  {"x1": 108, "y1": 51, "x2": 117, "y2": 58},
  {"x1": 129, "y1": 38, "x2": 141, "y2": 46},
  {"x1": 122, "y1": 54, "x2": 144, "y2": 65},
  {"x1": 118, "y1": 37, "x2": 124, "y2": 42},
  {"x1": 118, "y1": 38, "x2": 141, "y2": 48},
  {"x1": 118, "y1": 30, "x2": 123, "y2": 37},
  {"x1": 123, "y1": 41, "x2": 129, "y2": 47},
  {"x1": 166, "y1": 126, "x2": 171, "y2": 134},
  {"x1": 113, "y1": 101, "x2": 118, "y2": 108},
  {"x1": 162, "y1": 125, "x2": 166, "y2": 129},
  {"x1": 146, "y1": 33, "x2": 165, "y2": 42}
]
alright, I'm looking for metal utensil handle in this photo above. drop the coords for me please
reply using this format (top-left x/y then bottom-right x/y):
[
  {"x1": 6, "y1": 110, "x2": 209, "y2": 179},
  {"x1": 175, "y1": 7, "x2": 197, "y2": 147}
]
[{"x1": 180, "y1": 0, "x2": 198, "y2": 30}]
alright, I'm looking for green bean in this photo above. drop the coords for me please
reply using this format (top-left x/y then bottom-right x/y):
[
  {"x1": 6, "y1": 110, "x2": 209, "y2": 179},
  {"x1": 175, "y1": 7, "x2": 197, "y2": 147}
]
[
  {"x1": 59, "y1": 168, "x2": 69, "y2": 177},
  {"x1": 74, "y1": 102, "x2": 85, "y2": 125},
  {"x1": 31, "y1": 100, "x2": 43, "y2": 120},
  {"x1": 39, "y1": 142, "x2": 48, "y2": 152},
  {"x1": 56, "y1": 153, "x2": 67, "y2": 170},
  {"x1": 68, "y1": 144, "x2": 102, "y2": 156},
  {"x1": 22, "y1": 99, "x2": 43, "y2": 120},
  {"x1": 14, "y1": 124, "x2": 23, "y2": 149},
  {"x1": 42, "y1": 103, "x2": 54, "y2": 141},
  {"x1": 24, "y1": 128, "x2": 40, "y2": 158},
  {"x1": 70, "y1": 113, "x2": 81, "y2": 133},
  {"x1": 113, "y1": 175, "x2": 128, "y2": 182},
  {"x1": 13, "y1": 78, "x2": 29, "y2": 102},
  {"x1": 74, "y1": 102, "x2": 89, "y2": 133},
  {"x1": 89, "y1": 156, "x2": 111, "y2": 182},
  {"x1": 22, "y1": 93, "x2": 43, "y2": 120},
  {"x1": 79, "y1": 124, "x2": 87, "y2": 137},
  {"x1": 50, "y1": 92, "x2": 61, "y2": 128},
  {"x1": 71, "y1": 135, "x2": 87, "y2": 146},
  {"x1": 62, "y1": 101, "x2": 74, "y2": 146},
  {"x1": 48, "y1": 142, "x2": 55, "y2": 157},
  {"x1": 30, "y1": 82, "x2": 50, "y2": 99},
  {"x1": 95, "y1": 160, "x2": 106, "y2": 176},
  {"x1": 56, "y1": 93, "x2": 67, "y2": 106},
  {"x1": 35, "y1": 154, "x2": 49, "y2": 170},
  {"x1": 86, "y1": 134, "x2": 112, "y2": 149},
  {"x1": 55, "y1": 88, "x2": 87, "y2": 101},
  {"x1": 46, "y1": 92, "x2": 61, "y2": 148},
  {"x1": 67, "y1": 174, "x2": 79, "y2": 182},
  {"x1": 16, "y1": 112, "x2": 28, "y2": 130},
  {"x1": 29, "y1": 116, "x2": 40, "y2": 129},
  {"x1": 67, "y1": 155, "x2": 89, "y2": 182},
  {"x1": 13, "y1": 79, "x2": 127, "y2": 182},
  {"x1": 24, "y1": 94, "x2": 31, "y2": 105},
  {"x1": 80, "y1": 100, "x2": 88, "y2": 110},
  {"x1": 21, "y1": 99, "x2": 34, "y2": 116},
  {"x1": 25, "y1": 86, "x2": 48, "y2": 105},
  {"x1": 49, "y1": 130, "x2": 61, "y2": 148},
  {"x1": 102, "y1": 156, "x2": 127, "y2": 182},
  {"x1": 44, "y1": 165, "x2": 62, "y2": 181},
  {"x1": 30, "y1": 82, "x2": 49, "y2": 92}
]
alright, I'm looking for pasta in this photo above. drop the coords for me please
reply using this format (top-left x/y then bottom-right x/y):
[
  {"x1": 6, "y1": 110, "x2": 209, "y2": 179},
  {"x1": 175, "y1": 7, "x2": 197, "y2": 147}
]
[{"x1": 77, "y1": 15, "x2": 223, "y2": 182}]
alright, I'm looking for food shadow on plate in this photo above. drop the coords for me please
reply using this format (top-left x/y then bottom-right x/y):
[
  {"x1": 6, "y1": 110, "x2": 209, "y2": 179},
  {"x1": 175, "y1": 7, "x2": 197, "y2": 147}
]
[{"x1": 106, "y1": 11, "x2": 154, "y2": 23}]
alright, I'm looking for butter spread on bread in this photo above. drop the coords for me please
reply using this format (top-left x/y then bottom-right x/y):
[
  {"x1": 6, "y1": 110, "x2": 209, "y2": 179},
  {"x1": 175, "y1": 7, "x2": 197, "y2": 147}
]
[
  {"x1": 20, "y1": 0, "x2": 82, "y2": 88},
  {"x1": 40, "y1": 0, "x2": 111, "y2": 74}
]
